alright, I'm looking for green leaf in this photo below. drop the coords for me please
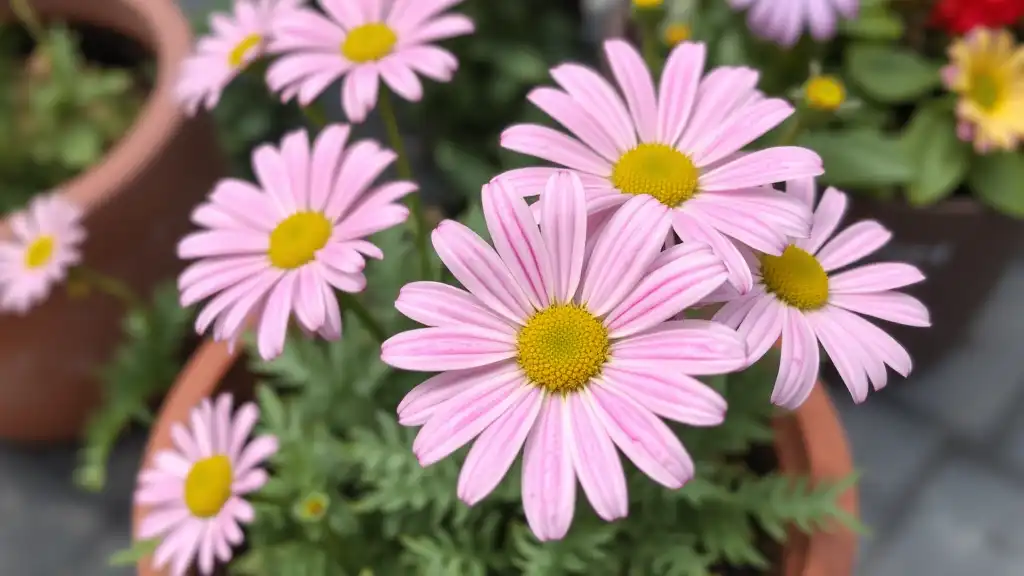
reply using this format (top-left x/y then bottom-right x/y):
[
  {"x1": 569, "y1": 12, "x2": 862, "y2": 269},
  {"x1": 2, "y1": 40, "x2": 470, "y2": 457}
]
[
  {"x1": 109, "y1": 539, "x2": 159, "y2": 567},
  {"x1": 900, "y1": 100, "x2": 970, "y2": 206},
  {"x1": 798, "y1": 128, "x2": 913, "y2": 188},
  {"x1": 434, "y1": 140, "x2": 494, "y2": 199},
  {"x1": 968, "y1": 151, "x2": 1024, "y2": 217},
  {"x1": 458, "y1": 201, "x2": 489, "y2": 240},
  {"x1": 75, "y1": 282, "x2": 193, "y2": 491},
  {"x1": 840, "y1": 5, "x2": 904, "y2": 40},
  {"x1": 844, "y1": 43, "x2": 941, "y2": 103}
]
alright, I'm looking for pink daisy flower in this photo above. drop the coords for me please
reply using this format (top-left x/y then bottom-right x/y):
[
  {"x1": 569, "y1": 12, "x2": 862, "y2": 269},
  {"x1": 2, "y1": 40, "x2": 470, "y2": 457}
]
[
  {"x1": 727, "y1": 0, "x2": 859, "y2": 47},
  {"x1": 712, "y1": 179, "x2": 931, "y2": 409},
  {"x1": 177, "y1": 125, "x2": 415, "y2": 359},
  {"x1": 135, "y1": 394, "x2": 278, "y2": 576},
  {"x1": 176, "y1": 0, "x2": 300, "y2": 114},
  {"x1": 499, "y1": 40, "x2": 822, "y2": 294},
  {"x1": 0, "y1": 193, "x2": 84, "y2": 314},
  {"x1": 267, "y1": 0, "x2": 474, "y2": 122},
  {"x1": 381, "y1": 171, "x2": 747, "y2": 541}
]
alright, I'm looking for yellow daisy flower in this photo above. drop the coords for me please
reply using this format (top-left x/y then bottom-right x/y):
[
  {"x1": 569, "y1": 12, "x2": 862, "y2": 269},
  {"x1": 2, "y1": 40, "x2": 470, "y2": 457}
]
[{"x1": 943, "y1": 28, "x2": 1024, "y2": 153}]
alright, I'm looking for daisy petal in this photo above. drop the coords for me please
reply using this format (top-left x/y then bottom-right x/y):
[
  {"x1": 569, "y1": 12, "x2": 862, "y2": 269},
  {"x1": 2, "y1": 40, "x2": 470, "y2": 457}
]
[
  {"x1": 458, "y1": 387, "x2": 544, "y2": 505},
  {"x1": 522, "y1": 395, "x2": 577, "y2": 541},
  {"x1": 567, "y1": 391, "x2": 628, "y2": 521},
  {"x1": 483, "y1": 179, "x2": 555, "y2": 309},
  {"x1": 602, "y1": 364, "x2": 726, "y2": 426},
  {"x1": 829, "y1": 263, "x2": 926, "y2": 293},
  {"x1": 815, "y1": 220, "x2": 892, "y2": 271},
  {"x1": 380, "y1": 327, "x2": 516, "y2": 371},
  {"x1": 829, "y1": 291, "x2": 931, "y2": 327},
  {"x1": 772, "y1": 309, "x2": 820, "y2": 410}
]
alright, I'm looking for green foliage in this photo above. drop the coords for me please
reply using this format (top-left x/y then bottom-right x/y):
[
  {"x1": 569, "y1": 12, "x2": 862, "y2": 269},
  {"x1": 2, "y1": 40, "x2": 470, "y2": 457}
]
[
  {"x1": 839, "y1": 0, "x2": 904, "y2": 41},
  {"x1": 798, "y1": 128, "x2": 913, "y2": 189},
  {"x1": 0, "y1": 24, "x2": 144, "y2": 211},
  {"x1": 75, "y1": 282, "x2": 194, "y2": 491},
  {"x1": 968, "y1": 151, "x2": 1024, "y2": 218},
  {"x1": 843, "y1": 43, "x2": 941, "y2": 104},
  {"x1": 406, "y1": 0, "x2": 587, "y2": 200},
  {"x1": 900, "y1": 98, "x2": 971, "y2": 206}
]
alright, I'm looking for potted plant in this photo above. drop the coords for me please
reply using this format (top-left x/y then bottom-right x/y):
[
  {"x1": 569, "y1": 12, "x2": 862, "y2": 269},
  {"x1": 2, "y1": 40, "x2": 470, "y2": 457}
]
[
  {"x1": 117, "y1": 0, "x2": 944, "y2": 573},
  {"x1": 686, "y1": 0, "x2": 1024, "y2": 371},
  {"x1": 0, "y1": 0, "x2": 224, "y2": 443}
]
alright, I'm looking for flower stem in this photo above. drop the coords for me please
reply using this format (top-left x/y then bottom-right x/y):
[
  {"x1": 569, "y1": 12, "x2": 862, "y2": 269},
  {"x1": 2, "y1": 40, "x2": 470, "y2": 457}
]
[
  {"x1": 68, "y1": 266, "x2": 144, "y2": 310},
  {"x1": 775, "y1": 113, "x2": 804, "y2": 147},
  {"x1": 376, "y1": 88, "x2": 431, "y2": 280},
  {"x1": 640, "y1": 21, "x2": 662, "y2": 74},
  {"x1": 10, "y1": 0, "x2": 47, "y2": 44},
  {"x1": 337, "y1": 292, "x2": 387, "y2": 344}
]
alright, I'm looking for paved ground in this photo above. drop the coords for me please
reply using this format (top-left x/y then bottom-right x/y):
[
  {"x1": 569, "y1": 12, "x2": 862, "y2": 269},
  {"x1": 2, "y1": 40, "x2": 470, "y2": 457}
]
[{"x1": 3, "y1": 1, "x2": 1024, "y2": 574}]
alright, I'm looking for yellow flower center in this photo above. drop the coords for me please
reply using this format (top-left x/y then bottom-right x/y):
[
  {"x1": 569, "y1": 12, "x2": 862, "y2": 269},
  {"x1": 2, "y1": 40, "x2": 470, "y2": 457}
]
[
  {"x1": 341, "y1": 23, "x2": 398, "y2": 63},
  {"x1": 228, "y1": 33, "x2": 262, "y2": 69},
  {"x1": 23, "y1": 235, "x2": 55, "y2": 269},
  {"x1": 663, "y1": 23, "x2": 691, "y2": 46},
  {"x1": 183, "y1": 455, "x2": 233, "y2": 518},
  {"x1": 968, "y1": 69, "x2": 1002, "y2": 111},
  {"x1": 633, "y1": 0, "x2": 664, "y2": 8},
  {"x1": 804, "y1": 75, "x2": 846, "y2": 111},
  {"x1": 759, "y1": 245, "x2": 829, "y2": 311},
  {"x1": 611, "y1": 143, "x2": 699, "y2": 207},
  {"x1": 516, "y1": 304, "x2": 610, "y2": 393},
  {"x1": 267, "y1": 211, "x2": 332, "y2": 269}
]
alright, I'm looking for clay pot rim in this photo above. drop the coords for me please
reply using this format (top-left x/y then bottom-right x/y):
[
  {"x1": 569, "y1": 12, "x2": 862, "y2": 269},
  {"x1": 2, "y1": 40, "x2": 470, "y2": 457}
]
[
  {"x1": 0, "y1": 0, "x2": 193, "y2": 237},
  {"x1": 134, "y1": 339, "x2": 859, "y2": 576}
]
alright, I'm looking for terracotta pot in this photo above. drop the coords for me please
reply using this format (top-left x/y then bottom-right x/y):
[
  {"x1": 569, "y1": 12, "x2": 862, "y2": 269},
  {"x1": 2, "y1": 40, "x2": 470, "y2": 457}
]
[
  {"x1": 845, "y1": 196, "x2": 1021, "y2": 373},
  {"x1": 133, "y1": 340, "x2": 859, "y2": 576},
  {"x1": 0, "y1": 0, "x2": 224, "y2": 442}
]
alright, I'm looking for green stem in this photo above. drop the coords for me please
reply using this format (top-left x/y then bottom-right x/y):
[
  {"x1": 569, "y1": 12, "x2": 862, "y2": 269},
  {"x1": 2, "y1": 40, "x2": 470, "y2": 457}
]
[
  {"x1": 337, "y1": 292, "x2": 387, "y2": 344},
  {"x1": 70, "y1": 266, "x2": 144, "y2": 310},
  {"x1": 10, "y1": 0, "x2": 47, "y2": 44},
  {"x1": 639, "y1": 20, "x2": 662, "y2": 74},
  {"x1": 376, "y1": 88, "x2": 431, "y2": 279}
]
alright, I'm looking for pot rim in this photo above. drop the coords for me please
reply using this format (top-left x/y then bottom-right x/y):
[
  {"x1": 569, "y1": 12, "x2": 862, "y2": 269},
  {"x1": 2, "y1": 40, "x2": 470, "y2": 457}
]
[
  {"x1": 0, "y1": 0, "x2": 193, "y2": 237},
  {"x1": 133, "y1": 339, "x2": 860, "y2": 576}
]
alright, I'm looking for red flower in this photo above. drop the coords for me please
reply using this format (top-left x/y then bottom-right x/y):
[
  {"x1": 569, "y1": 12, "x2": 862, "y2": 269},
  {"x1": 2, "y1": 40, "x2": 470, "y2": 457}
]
[{"x1": 931, "y1": 0, "x2": 1024, "y2": 35}]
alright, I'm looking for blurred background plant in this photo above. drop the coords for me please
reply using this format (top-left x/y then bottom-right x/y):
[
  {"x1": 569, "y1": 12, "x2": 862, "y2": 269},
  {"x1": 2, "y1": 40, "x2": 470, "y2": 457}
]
[{"x1": 0, "y1": 21, "x2": 144, "y2": 212}]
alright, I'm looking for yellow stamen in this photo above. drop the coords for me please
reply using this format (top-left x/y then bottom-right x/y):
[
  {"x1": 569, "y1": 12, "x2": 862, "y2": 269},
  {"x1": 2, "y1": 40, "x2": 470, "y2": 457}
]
[
  {"x1": 228, "y1": 33, "x2": 262, "y2": 69},
  {"x1": 804, "y1": 75, "x2": 846, "y2": 111},
  {"x1": 663, "y1": 23, "x2": 691, "y2": 46},
  {"x1": 183, "y1": 455, "x2": 233, "y2": 518},
  {"x1": 611, "y1": 143, "x2": 699, "y2": 207},
  {"x1": 267, "y1": 211, "x2": 332, "y2": 269},
  {"x1": 759, "y1": 245, "x2": 829, "y2": 311},
  {"x1": 23, "y1": 235, "x2": 55, "y2": 269},
  {"x1": 516, "y1": 304, "x2": 609, "y2": 393},
  {"x1": 968, "y1": 69, "x2": 1002, "y2": 111},
  {"x1": 341, "y1": 23, "x2": 398, "y2": 63},
  {"x1": 633, "y1": 0, "x2": 664, "y2": 8}
]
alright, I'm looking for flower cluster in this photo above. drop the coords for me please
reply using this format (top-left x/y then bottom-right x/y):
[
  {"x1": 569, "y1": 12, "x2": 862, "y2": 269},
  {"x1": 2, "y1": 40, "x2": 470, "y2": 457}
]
[{"x1": 129, "y1": 0, "x2": 934, "y2": 572}]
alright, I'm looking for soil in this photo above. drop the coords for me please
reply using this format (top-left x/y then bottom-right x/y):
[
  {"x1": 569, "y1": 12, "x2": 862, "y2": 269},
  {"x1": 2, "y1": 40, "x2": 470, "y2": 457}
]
[{"x1": 715, "y1": 443, "x2": 785, "y2": 576}]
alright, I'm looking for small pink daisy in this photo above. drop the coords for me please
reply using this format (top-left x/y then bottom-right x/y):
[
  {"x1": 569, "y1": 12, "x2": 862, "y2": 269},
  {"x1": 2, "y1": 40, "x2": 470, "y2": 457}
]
[
  {"x1": 727, "y1": 0, "x2": 859, "y2": 47},
  {"x1": 135, "y1": 394, "x2": 278, "y2": 576},
  {"x1": 713, "y1": 179, "x2": 930, "y2": 409},
  {"x1": 0, "y1": 193, "x2": 85, "y2": 314},
  {"x1": 382, "y1": 171, "x2": 747, "y2": 541},
  {"x1": 267, "y1": 0, "x2": 474, "y2": 122},
  {"x1": 500, "y1": 40, "x2": 821, "y2": 293},
  {"x1": 177, "y1": 125, "x2": 415, "y2": 359},
  {"x1": 176, "y1": 0, "x2": 299, "y2": 114}
]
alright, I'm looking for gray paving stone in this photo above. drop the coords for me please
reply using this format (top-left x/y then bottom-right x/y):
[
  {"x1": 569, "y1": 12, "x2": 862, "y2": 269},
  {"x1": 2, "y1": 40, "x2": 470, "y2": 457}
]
[
  {"x1": 867, "y1": 457, "x2": 1024, "y2": 576},
  {"x1": 832, "y1": 392, "x2": 944, "y2": 563},
  {"x1": 997, "y1": 400, "x2": 1024, "y2": 475},
  {"x1": 891, "y1": 260, "x2": 1024, "y2": 440}
]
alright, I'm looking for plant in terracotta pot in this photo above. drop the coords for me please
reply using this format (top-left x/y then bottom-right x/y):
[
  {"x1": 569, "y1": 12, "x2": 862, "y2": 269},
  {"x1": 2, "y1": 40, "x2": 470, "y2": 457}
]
[
  {"x1": 0, "y1": 0, "x2": 224, "y2": 444},
  {"x1": 116, "y1": 0, "x2": 947, "y2": 573},
  {"x1": 684, "y1": 0, "x2": 1024, "y2": 371}
]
